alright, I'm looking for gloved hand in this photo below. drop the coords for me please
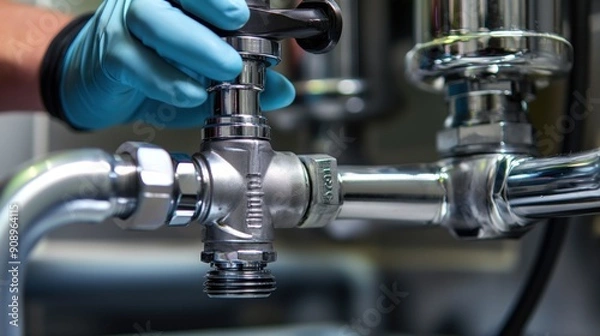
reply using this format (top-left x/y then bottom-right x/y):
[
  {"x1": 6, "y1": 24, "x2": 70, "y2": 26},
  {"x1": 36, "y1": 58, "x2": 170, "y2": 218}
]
[{"x1": 41, "y1": 0, "x2": 295, "y2": 130}]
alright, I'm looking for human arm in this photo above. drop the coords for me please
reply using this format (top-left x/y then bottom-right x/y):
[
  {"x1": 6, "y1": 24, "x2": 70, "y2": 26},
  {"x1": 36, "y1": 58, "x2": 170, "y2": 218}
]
[
  {"x1": 1, "y1": 0, "x2": 295, "y2": 129},
  {"x1": 0, "y1": 0, "x2": 71, "y2": 111}
]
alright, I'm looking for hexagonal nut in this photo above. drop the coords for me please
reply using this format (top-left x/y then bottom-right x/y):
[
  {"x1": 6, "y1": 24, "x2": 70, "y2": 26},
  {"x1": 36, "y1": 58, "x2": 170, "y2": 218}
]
[
  {"x1": 115, "y1": 142, "x2": 174, "y2": 231},
  {"x1": 437, "y1": 122, "x2": 533, "y2": 154},
  {"x1": 201, "y1": 251, "x2": 277, "y2": 264},
  {"x1": 298, "y1": 155, "x2": 342, "y2": 228},
  {"x1": 168, "y1": 154, "x2": 203, "y2": 226}
]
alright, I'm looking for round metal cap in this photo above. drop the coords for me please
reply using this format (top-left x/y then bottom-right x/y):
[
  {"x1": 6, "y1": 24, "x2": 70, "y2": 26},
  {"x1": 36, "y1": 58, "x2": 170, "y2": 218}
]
[
  {"x1": 225, "y1": 36, "x2": 281, "y2": 66},
  {"x1": 406, "y1": 32, "x2": 573, "y2": 92}
]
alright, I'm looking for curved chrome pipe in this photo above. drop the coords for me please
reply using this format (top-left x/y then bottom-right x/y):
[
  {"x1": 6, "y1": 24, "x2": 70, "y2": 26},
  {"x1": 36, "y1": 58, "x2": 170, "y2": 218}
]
[
  {"x1": 507, "y1": 149, "x2": 600, "y2": 219},
  {"x1": 0, "y1": 149, "x2": 138, "y2": 336},
  {"x1": 338, "y1": 166, "x2": 446, "y2": 224}
]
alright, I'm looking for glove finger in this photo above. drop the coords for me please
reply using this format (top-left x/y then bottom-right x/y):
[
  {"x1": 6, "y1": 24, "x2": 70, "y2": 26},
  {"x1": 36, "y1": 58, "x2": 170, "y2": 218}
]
[
  {"x1": 133, "y1": 71, "x2": 295, "y2": 129},
  {"x1": 177, "y1": 0, "x2": 250, "y2": 31},
  {"x1": 127, "y1": 0, "x2": 242, "y2": 81},
  {"x1": 261, "y1": 70, "x2": 296, "y2": 111},
  {"x1": 134, "y1": 100, "x2": 208, "y2": 128},
  {"x1": 103, "y1": 39, "x2": 207, "y2": 108}
]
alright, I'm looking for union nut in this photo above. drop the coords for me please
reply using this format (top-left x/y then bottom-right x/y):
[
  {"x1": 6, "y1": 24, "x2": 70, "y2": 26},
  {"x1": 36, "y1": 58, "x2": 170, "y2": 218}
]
[
  {"x1": 168, "y1": 153, "x2": 206, "y2": 226},
  {"x1": 298, "y1": 155, "x2": 342, "y2": 228},
  {"x1": 115, "y1": 142, "x2": 175, "y2": 230},
  {"x1": 437, "y1": 122, "x2": 534, "y2": 156}
]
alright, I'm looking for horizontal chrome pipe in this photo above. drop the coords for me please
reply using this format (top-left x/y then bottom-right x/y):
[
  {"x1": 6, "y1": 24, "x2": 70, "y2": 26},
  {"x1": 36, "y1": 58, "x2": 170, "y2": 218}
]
[
  {"x1": 0, "y1": 149, "x2": 138, "y2": 336},
  {"x1": 336, "y1": 149, "x2": 600, "y2": 238},
  {"x1": 336, "y1": 155, "x2": 529, "y2": 239},
  {"x1": 507, "y1": 150, "x2": 600, "y2": 219},
  {"x1": 338, "y1": 165, "x2": 446, "y2": 224}
]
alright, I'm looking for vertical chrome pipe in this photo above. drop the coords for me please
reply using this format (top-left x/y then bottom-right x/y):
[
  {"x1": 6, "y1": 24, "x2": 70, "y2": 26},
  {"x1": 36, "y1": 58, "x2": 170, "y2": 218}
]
[
  {"x1": 0, "y1": 150, "x2": 138, "y2": 336},
  {"x1": 211, "y1": 59, "x2": 266, "y2": 117},
  {"x1": 337, "y1": 166, "x2": 446, "y2": 224},
  {"x1": 408, "y1": 0, "x2": 571, "y2": 92},
  {"x1": 415, "y1": 0, "x2": 528, "y2": 42},
  {"x1": 507, "y1": 150, "x2": 600, "y2": 218}
]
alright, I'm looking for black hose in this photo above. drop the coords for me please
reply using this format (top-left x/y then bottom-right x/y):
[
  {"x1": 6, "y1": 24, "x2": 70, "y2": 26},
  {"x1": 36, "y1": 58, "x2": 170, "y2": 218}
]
[
  {"x1": 497, "y1": 221, "x2": 569, "y2": 336},
  {"x1": 497, "y1": 1, "x2": 592, "y2": 335}
]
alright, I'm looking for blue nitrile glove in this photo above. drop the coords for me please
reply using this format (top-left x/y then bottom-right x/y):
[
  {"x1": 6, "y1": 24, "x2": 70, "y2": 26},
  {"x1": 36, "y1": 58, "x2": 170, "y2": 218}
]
[{"x1": 40, "y1": 0, "x2": 295, "y2": 130}]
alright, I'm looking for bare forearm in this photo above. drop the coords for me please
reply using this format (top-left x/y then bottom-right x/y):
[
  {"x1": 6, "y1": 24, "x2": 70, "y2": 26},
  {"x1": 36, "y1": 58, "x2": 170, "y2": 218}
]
[{"x1": 0, "y1": 1, "x2": 72, "y2": 111}]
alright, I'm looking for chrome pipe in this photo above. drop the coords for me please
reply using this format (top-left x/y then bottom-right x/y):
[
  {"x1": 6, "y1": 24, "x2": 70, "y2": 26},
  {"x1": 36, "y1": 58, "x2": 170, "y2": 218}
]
[
  {"x1": 337, "y1": 165, "x2": 446, "y2": 224},
  {"x1": 336, "y1": 155, "x2": 533, "y2": 239},
  {"x1": 507, "y1": 150, "x2": 600, "y2": 219},
  {"x1": 335, "y1": 150, "x2": 600, "y2": 238},
  {"x1": 0, "y1": 149, "x2": 138, "y2": 336}
]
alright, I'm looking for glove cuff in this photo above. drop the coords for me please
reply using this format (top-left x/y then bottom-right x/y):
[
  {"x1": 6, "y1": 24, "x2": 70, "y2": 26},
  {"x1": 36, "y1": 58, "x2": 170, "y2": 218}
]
[{"x1": 40, "y1": 13, "x2": 93, "y2": 129}]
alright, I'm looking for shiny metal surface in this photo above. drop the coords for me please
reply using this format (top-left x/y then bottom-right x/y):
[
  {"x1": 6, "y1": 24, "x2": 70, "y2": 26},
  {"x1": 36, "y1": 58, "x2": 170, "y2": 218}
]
[
  {"x1": 202, "y1": 115, "x2": 271, "y2": 140},
  {"x1": 168, "y1": 153, "x2": 206, "y2": 226},
  {"x1": 198, "y1": 25, "x2": 318, "y2": 297},
  {"x1": 436, "y1": 79, "x2": 536, "y2": 156},
  {"x1": 405, "y1": 0, "x2": 569, "y2": 157},
  {"x1": 298, "y1": 155, "x2": 342, "y2": 228},
  {"x1": 115, "y1": 142, "x2": 175, "y2": 230},
  {"x1": 338, "y1": 165, "x2": 446, "y2": 224},
  {"x1": 407, "y1": 1, "x2": 562, "y2": 157},
  {"x1": 295, "y1": 0, "x2": 363, "y2": 101},
  {"x1": 204, "y1": 37, "x2": 280, "y2": 141},
  {"x1": 444, "y1": 81, "x2": 534, "y2": 128},
  {"x1": 226, "y1": 36, "x2": 281, "y2": 66},
  {"x1": 291, "y1": 0, "x2": 388, "y2": 121},
  {"x1": 407, "y1": 0, "x2": 573, "y2": 91},
  {"x1": 507, "y1": 150, "x2": 600, "y2": 219},
  {"x1": 437, "y1": 122, "x2": 535, "y2": 157},
  {"x1": 199, "y1": 140, "x2": 310, "y2": 231},
  {"x1": 197, "y1": 139, "x2": 310, "y2": 297},
  {"x1": 0, "y1": 149, "x2": 139, "y2": 336},
  {"x1": 336, "y1": 154, "x2": 537, "y2": 239},
  {"x1": 209, "y1": 60, "x2": 266, "y2": 116},
  {"x1": 439, "y1": 154, "x2": 530, "y2": 239},
  {"x1": 204, "y1": 265, "x2": 277, "y2": 298},
  {"x1": 335, "y1": 149, "x2": 600, "y2": 239}
]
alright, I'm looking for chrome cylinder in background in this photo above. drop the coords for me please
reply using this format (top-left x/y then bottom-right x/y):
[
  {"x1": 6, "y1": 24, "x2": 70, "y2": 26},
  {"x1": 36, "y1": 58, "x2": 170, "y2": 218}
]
[
  {"x1": 507, "y1": 150, "x2": 600, "y2": 219},
  {"x1": 281, "y1": 0, "x2": 390, "y2": 163},
  {"x1": 408, "y1": 0, "x2": 572, "y2": 91},
  {"x1": 415, "y1": 0, "x2": 551, "y2": 41},
  {"x1": 338, "y1": 165, "x2": 446, "y2": 224},
  {"x1": 290, "y1": 0, "x2": 390, "y2": 121},
  {"x1": 295, "y1": 0, "x2": 362, "y2": 114},
  {"x1": 409, "y1": 0, "x2": 572, "y2": 157}
]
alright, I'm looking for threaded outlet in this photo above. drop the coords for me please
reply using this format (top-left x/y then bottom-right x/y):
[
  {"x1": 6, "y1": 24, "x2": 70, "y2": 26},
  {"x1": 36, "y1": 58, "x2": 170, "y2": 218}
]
[{"x1": 204, "y1": 266, "x2": 276, "y2": 299}]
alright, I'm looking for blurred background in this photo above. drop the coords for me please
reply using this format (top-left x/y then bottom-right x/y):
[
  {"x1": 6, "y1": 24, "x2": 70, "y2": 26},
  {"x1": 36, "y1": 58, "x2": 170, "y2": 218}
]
[{"x1": 3, "y1": 0, "x2": 600, "y2": 335}]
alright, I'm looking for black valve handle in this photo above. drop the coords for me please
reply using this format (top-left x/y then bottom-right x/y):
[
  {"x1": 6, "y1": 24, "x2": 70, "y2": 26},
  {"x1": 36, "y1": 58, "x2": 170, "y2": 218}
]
[{"x1": 166, "y1": 0, "x2": 343, "y2": 54}]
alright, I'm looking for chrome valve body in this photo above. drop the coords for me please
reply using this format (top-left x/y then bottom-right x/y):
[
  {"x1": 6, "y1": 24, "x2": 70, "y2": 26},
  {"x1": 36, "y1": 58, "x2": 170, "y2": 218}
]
[
  {"x1": 407, "y1": 0, "x2": 573, "y2": 158},
  {"x1": 196, "y1": 140, "x2": 310, "y2": 298},
  {"x1": 193, "y1": 29, "x2": 343, "y2": 297},
  {"x1": 199, "y1": 35, "x2": 286, "y2": 298}
]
